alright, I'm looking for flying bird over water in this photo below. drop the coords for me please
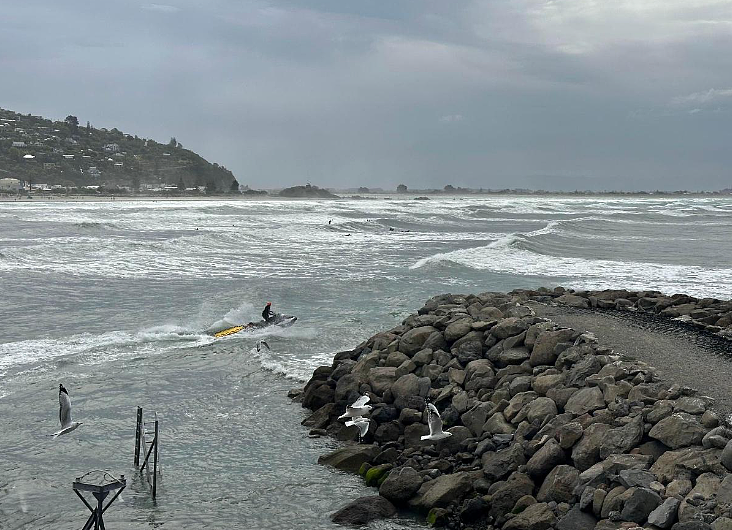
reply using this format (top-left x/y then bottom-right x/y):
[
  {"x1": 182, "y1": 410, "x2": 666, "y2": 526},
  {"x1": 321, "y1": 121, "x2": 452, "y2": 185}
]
[
  {"x1": 338, "y1": 395, "x2": 372, "y2": 420},
  {"x1": 421, "y1": 403, "x2": 452, "y2": 442},
  {"x1": 256, "y1": 340, "x2": 270, "y2": 352},
  {"x1": 51, "y1": 384, "x2": 83, "y2": 438}
]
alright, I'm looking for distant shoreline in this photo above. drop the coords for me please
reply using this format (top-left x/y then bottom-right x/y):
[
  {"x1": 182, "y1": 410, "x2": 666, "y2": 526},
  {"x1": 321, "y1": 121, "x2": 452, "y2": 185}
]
[{"x1": 1, "y1": 191, "x2": 731, "y2": 203}]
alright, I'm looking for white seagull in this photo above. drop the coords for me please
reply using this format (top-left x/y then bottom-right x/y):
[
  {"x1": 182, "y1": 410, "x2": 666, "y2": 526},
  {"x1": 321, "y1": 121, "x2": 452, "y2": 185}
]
[
  {"x1": 52, "y1": 384, "x2": 83, "y2": 438},
  {"x1": 345, "y1": 417, "x2": 370, "y2": 440},
  {"x1": 421, "y1": 403, "x2": 452, "y2": 441},
  {"x1": 338, "y1": 395, "x2": 372, "y2": 420}
]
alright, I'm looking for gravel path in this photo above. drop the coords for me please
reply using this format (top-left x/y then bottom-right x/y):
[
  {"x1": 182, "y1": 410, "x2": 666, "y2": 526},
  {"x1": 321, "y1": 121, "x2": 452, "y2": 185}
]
[{"x1": 532, "y1": 302, "x2": 732, "y2": 421}]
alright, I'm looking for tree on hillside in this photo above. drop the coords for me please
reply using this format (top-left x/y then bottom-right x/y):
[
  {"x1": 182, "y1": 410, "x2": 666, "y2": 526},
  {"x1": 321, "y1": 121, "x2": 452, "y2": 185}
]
[
  {"x1": 205, "y1": 178, "x2": 217, "y2": 194},
  {"x1": 397, "y1": 183, "x2": 408, "y2": 193},
  {"x1": 132, "y1": 174, "x2": 140, "y2": 192},
  {"x1": 177, "y1": 176, "x2": 186, "y2": 191},
  {"x1": 169, "y1": 137, "x2": 177, "y2": 147},
  {"x1": 444, "y1": 184, "x2": 456, "y2": 193},
  {"x1": 86, "y1": 121, "x2": 91, "y2": 134},
  {"x1": 65, "y1": 115, "x2": 79, "y2": 134},
  {"x1": 229, "y1": 179, "x2": 239, "y2": 193}
]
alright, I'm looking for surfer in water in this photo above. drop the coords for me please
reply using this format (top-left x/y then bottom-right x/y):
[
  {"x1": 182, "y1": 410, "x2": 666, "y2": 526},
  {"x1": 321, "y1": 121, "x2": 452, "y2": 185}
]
[{"x1": 262, "y1": 302, "x2": 274, "y2": 322}]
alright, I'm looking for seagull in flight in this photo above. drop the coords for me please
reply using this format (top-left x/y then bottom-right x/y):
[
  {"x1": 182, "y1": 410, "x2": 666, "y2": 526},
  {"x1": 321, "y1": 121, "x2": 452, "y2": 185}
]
[
  {"x1": 338, "y1": 395, "x2": 372, "y2": 420},
  {"x1": 421, "y1": 403, "x2": 452, "y2": 442},
  {"x1": 51, "y1": 384, "x2": 83, "y2": 438},
  {"x1": 256, "y1": 340, "x2": 270, "y2": 352},
  {"x1": 345, "y1": 417, "x2": 370, "y2": 441}
]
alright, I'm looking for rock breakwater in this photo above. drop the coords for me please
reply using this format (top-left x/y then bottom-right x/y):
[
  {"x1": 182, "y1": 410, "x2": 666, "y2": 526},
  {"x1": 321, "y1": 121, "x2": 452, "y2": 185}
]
[{"x1": 292, "y1": 289, "x2": 732, "y2": 529}]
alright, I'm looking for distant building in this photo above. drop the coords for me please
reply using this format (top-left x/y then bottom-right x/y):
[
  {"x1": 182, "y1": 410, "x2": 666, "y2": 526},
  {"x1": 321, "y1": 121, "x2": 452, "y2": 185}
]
[
  {"x1": 88, "y1": 167, "x2": 101, "y2": 177},
  {"x1": 43, "y1": 162, "x2": 56, "y2": 170},
  {"x1": 12, "y1": 141, "x2": 26, "y2": 148},
  {"x1": 0, "y1": 178, "x2": 20, "y2": 192},
  {"x1": 103, "y1": 143, "x2": 120, "y2": 153},
  {"x1": 62, "y1": 154, "x2": 74, "y2": 159}
]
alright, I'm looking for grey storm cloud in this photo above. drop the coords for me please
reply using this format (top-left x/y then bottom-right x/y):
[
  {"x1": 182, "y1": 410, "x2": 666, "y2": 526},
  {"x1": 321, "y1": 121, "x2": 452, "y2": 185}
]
[{"x1": 1, "y1": 0, "x2": 731, "y2": 190}]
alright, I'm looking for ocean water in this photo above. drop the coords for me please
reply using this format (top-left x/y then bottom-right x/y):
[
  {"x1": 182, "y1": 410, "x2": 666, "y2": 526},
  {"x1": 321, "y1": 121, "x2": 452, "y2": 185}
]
[{"x1": 1, "y1": 195, "x2": 731, "y2": 529}]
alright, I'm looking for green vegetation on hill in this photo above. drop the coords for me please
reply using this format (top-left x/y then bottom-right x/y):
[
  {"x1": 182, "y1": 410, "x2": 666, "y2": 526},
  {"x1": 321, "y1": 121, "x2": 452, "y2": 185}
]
[{"x1": 0, "y1": 108, "x2": 238, "y2": 192}]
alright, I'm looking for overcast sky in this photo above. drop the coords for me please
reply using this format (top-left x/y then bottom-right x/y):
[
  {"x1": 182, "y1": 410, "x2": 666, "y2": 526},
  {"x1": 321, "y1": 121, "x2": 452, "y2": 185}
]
[{"x1": 2, "y1": 0, "x2": 731, "y2": 190}]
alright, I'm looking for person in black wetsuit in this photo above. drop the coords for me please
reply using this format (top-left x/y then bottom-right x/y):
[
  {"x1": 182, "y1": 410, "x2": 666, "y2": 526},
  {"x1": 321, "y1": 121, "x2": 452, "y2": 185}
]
[{"x1": 262, "y1": 302, "x2": 274, "y2": 322}]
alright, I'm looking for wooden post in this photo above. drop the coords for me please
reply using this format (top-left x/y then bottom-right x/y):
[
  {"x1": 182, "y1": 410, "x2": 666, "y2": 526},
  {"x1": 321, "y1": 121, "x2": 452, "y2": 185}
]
[
  {"x1": 134, "y1": 407, "x2": 142, "y2": 466},
  {"x1": 152, "y1": 419, "x2": 158, "y2": 500}
]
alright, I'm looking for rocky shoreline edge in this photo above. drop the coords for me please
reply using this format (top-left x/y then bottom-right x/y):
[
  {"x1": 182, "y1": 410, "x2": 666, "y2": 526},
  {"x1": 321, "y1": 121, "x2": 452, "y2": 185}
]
[{"x1": 290, "y1": 288, "x2": 732, "y2": 530}]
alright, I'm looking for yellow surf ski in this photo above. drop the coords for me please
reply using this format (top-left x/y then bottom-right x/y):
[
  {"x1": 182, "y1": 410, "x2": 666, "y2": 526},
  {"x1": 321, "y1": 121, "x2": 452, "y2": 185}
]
[{"x1": 213, "y1": 325, "x2": 246, "y2": 338}]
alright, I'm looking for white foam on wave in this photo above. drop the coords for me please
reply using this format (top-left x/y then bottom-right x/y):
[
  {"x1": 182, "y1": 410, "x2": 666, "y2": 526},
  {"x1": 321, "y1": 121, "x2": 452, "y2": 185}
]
[{"x1": 411, "y1": 223, "x2": 732, "y2": 299}]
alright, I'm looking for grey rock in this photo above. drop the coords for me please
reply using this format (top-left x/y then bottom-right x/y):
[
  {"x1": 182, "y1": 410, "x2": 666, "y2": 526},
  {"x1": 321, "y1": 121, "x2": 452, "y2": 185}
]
[
  {"x1": 461, "y1": 402, "x2": 493, "y2": 437},
  {"x1": 527, "y1": 439, "x2": 567, "y2": 479},
  {"x1": 484, "y1": 412, "x2": 515, "y2": 435},
  {"x1": 649, "y1": 413, "x2": 708, "y2": 449},
  {"x1": 530, "y1": 328, "x2": 578, "y2": 366},
  {"x1": 331, "y1": 495, "x2": 397, "y2": 525},
  {"x1": 599, "y1": 415, "x2": 644, "y2": 459},
  {"x1": 647, "y1": 497, "x2": 681, "y2": 529},
  {"x1": 558, "y1": 422, "x2": 584, "y2": 450},
  {"x1": 670, "y1": 522, "x2": 712, "y2": 530},
  {"x1": 722, "y1": 439, "x2": 732, "y2": 471},
  {"x1": 674, "y1": 397, "x2": 707, "y2": 415},
  {"x1": 537, "y1": 465, "x2": 579, "y2": 503},
  {"x1": 556, "y1": 505, "x2": 598, "y2": 530},
  {"x1": 318, "y1": 444, "x2": 379, "y2": 473},
  {"x1": 491, "y1": 317, "x2": 531, "y2": 339},
  {"x1": 444, "y1": 318, "x2": 473, "y2": 342},
  {"x1": 482, "y1": 443, "x2": 525, "y2": 482},
  {"x1": 533, "y1": 373, "x2": 565, "y2": 396},
  {"x1": 572, "y1": 423, "x2": 612, "y2": 471},
  {"x1": 616, "y1": 469, "x2": 657, "y2": 489},
  {"x1": 620, "y1": 487, "x2": 662, "y2": 524},
  {"x1": 413, "y1": 471, "x2": 475, "y2": 510},
  {"x1": 367, "y1": 367, "x2": 398, "y2": 396},
  {"x1": 502, "y1": 502, "x2": 557, "y2": 530},
  {"x1": 488, "y1": 472, "x2": 534, "y2": 519},
  {"x1": 399, "y1": 326, "x2": 440, "y2": 356},
  {"x1": 527, "y1": 397, "x2": 559, "y2": 426},
  {"x1": 379, "y1": 466, "x2": 423, "y2": 503},
  {"x1": 564, "y1": 387, "x2": 606, "y2": 416}
]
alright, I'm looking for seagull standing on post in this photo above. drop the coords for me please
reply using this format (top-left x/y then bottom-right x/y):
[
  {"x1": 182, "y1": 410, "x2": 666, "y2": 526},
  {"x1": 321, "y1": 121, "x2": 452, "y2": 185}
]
[{"x1": 51, "y1": 384, "x2": 83, "y2": 438}]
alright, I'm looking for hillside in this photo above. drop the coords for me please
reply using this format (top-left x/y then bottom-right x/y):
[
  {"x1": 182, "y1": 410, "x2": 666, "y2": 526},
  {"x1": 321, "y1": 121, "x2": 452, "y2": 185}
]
[{"x1": 0, "y1": 108, "x2": 238, "y2": 193}]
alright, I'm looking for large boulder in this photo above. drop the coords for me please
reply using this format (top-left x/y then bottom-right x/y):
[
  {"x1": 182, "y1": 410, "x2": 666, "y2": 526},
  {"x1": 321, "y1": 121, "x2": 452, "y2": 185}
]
[
  {"x1": 599, "y1": 415, "x2": 644, "y2": 459},
  {"x1": 390, "y1": 373, "x2": 422, "y2": 402},
  {"x1": 530, "y1": 328, "x2": 577, "y2": 366},
  {"x1": 302, "y1": 381, "x2": 335, "y2": 410},
  {"x1": 537, "y1": 465, "x2": 579, "y2": 503},
  {"x1": 444, "y1": 318, "x2": 473, "y2": 342},
  {"x1": 620, "y1": 487, "x2": 662, "y2": 524},
  {"x1": 482, "y1": 443, "x2": 526, "y2": 482},
  {"x1": 491, "y1": 317, "x2": 531, "y2": 339},
  {"x1": 502, "y1": 502, "x2": 557, "y2": 530},
  {"x1": 330, "y1": 495, "x2": 397, "y2": 525},
  {"x1": 379, "y1": 466, "x2": 422, "y2": 503},
  {"x1": 647, "y1": 497, "x2": 681, "y2": 529},
  {"x1": 572, "y1": 423, "x2": 612, "y2": 471},
  {"x1": 527, "y1": 439, "x2": 567, "y2": 479},
  {"x1": 462, "y1": 402, "x2": 493, "y2": 437},
  {"x1": 399, "y1": 326, "x2": 439, "y2": 356},
  {"x1": 649, "y1": 413, "x2": 708, "y2": 449},
  {"x1": 564, "y1": 387, "x2": 605, "y2": 416},
  {"x1": 368, "y1": 367, "x2": 398, "y2": 396},
  {"x1": 555, "y1": 294, "x2": 590, "y2": 308},
  {"x1": 488, "y1": 472, "x2": 535, "y2": 519},
  {"x1": 318, "y1": 444, "x2": 379, "y2": 473},
  {"x1": 413, "y1": 471, "x2": 474, "y2": 510},
  {"x1": 651, "y1": 447, "x2": 725, "y2": 482},
  {"x1": 527, "y1": 397, "x2": 559, "y2": 425},
  {"x1": 556, "y1": 505, "x2": 598, "y2": 530}
]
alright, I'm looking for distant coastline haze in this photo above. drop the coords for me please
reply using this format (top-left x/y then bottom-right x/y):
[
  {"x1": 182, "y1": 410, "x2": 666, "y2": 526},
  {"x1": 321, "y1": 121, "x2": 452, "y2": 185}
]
[{"x1": 1, "y1": 1, "x2": 731, "y2": 190}]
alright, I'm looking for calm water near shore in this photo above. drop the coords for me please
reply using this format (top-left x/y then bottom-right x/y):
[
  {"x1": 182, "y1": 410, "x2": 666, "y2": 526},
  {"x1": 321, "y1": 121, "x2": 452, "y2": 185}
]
[{"x1": 1, "y1": 196, "x2": 732, "y2": 528}]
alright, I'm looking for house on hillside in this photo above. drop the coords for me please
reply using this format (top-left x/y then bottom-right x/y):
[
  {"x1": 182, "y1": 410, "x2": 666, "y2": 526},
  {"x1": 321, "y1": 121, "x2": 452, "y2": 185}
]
[
  {"x1": 103, "y1": 143, "x2": 120, "y2": 153},
  {"x1": 88, "y1": 167, "x2": 101, "y2": 177},
  {"x1": 12, "y1": 141, "x2": 26, "y2": 148},
  {"x1": 43, "y1": 163, "x2": 56, "y2": 170}
]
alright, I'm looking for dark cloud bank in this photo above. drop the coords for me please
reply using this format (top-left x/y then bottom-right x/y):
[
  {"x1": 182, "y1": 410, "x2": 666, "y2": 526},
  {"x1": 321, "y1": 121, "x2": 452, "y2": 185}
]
[{"x1": 2, "y1": 0, "x2": 731, "y2": 191}]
